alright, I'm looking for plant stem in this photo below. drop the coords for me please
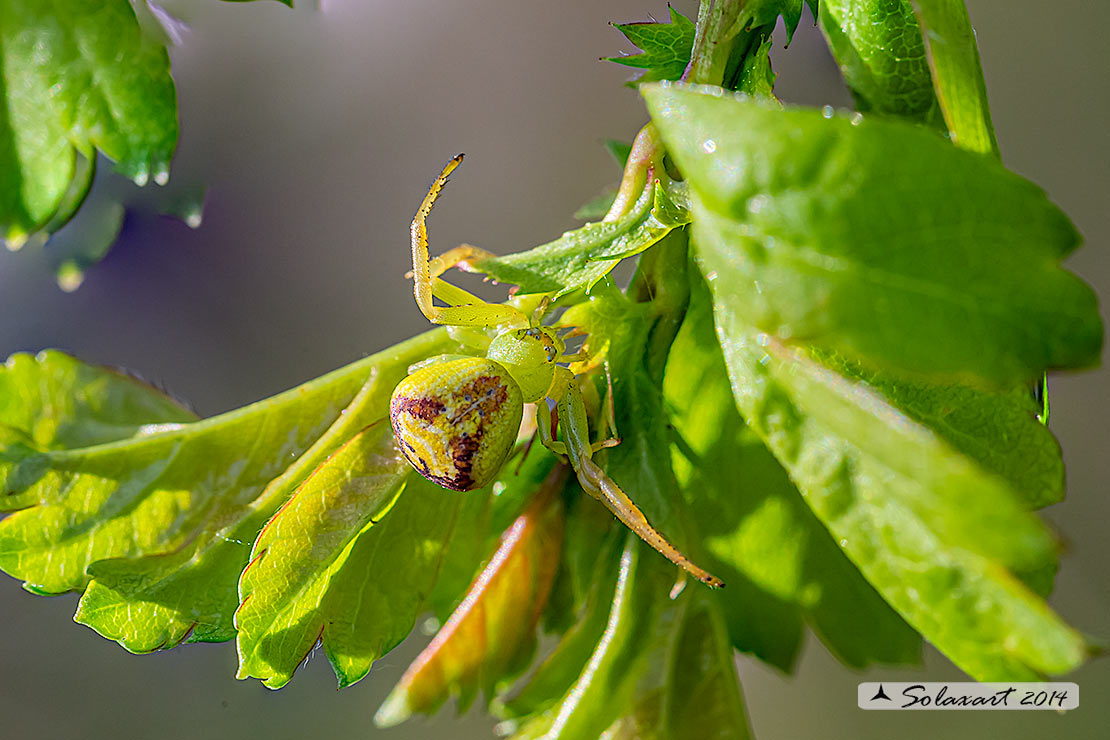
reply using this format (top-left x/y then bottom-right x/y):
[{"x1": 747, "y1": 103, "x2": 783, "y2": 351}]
[{"x1": 683, "y1": 0, "x2": 749, "y2": 86}]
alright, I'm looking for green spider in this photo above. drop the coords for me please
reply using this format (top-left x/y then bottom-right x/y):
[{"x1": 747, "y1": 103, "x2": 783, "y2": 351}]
[{"x1": 389, "y1": 154, "x2": 723, "y2": 588}]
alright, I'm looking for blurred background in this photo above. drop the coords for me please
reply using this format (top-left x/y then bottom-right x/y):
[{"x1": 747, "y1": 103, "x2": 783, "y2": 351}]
[{"x1": 0, "y1": 1, "x2": 1106, "y2": 738}]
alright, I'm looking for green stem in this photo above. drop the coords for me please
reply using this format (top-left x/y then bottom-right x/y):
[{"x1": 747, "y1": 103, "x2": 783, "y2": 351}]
[{"x1": 682, "y1": 0, "x2": 749, "y2": 86}]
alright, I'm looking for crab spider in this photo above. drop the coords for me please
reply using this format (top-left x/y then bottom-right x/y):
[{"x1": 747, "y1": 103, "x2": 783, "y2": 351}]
[{"x1": 389, "y1": 154, "x2": 723, "y2": 588}]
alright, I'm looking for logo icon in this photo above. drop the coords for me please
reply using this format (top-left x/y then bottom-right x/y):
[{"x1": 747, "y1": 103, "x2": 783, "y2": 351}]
[{"x1": 870, "y1": 684, "x2": 892, "y2": 702}]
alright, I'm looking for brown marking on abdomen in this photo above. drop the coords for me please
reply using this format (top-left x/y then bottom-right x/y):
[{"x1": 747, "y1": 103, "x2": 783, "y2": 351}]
[
  {"x1": 393, "y1": 395, "x2": 445, "y2": 421},
  {"x1": 447, "y1": 432, "x2": 482, "y2": 490}
]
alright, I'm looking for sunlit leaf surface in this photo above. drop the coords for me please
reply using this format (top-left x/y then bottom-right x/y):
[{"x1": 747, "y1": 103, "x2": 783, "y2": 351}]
[
  {"x1": 607, "y1": 5, "x2": 696, "y2": 84},
  {"x1": 478, "y1": 182, "x2": 690, "y2": 297},
  {"x1": 818, "y1": 0, "x2": 941, "y2": 123},
  {"x1": 644, "y1": 82, "x2": 1102, "y2": 385},
  {"x1": 666, "y1": 288, "x2": 922, "y2": 671},
  {"x1": 702, "y1": 268, "x2": 1087, "y2": 678},
  {"x1": 1, "y1": 331, "x2": 450, "y2": 633}
]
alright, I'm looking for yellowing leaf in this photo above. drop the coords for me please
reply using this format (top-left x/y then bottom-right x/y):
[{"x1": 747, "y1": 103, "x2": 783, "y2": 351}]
[{"x1": 376, "y1": 466, "x2": 567, "y2": 726}]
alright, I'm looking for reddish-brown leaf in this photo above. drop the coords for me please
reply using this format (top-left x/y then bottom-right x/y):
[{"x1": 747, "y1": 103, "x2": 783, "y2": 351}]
[{"x1": 375, "y1": 466, "x2": 568, "y2": 726}]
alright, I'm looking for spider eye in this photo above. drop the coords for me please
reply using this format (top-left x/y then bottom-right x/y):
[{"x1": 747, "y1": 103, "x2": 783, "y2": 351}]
[{"x1": 488, "y1": 327, "x2": 561, "y2": 368}]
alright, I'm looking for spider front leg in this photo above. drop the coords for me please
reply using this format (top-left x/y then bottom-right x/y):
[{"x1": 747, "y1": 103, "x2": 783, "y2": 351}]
[
  {"x1": 411, "y1": 155, "x2": 528, "y2": 329},
  {"x1": 547, "y1": 372, "x2": 724, "y2": 588}
]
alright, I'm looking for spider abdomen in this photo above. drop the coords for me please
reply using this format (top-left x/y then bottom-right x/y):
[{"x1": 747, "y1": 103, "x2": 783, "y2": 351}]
[{"x1": 390, "y1": 357, "x2": 524, "y2": 491}]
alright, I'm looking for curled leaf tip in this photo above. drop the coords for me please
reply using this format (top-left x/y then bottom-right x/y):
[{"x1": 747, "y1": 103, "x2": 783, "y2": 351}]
[{"x1": 373, "y1": 687, "x2": 414, "y2": 728}]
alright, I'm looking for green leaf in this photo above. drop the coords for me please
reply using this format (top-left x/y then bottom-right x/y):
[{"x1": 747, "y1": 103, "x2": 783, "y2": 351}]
[
  {"x1": 817, "y1": 0, "x2": 941, "y2": 123},
  {"x1": 375, "y1": 469, "x2": 565, "y2": 726},
  {"x1": 703, "y1": 271, "x2": 1088, "y2": 679},
  {"x1": 601, "y1": 589, "x2": 751, "y2": 740},
  {"x1": 732, "y1": 31, "x2": 777, "y2": 101},
  {"x1": 510, "y1": 536, "x2": 669, "y2": 740},
  {"x1": 0, "y1": 0, "x2": 177, "y2": 247},
  {"x1": 732, "y1": 1, "x2": 808, "y2": 37},
  {"x1": 234, "y1": 419, "x2": 454, "y2": 689},
  {"x1": 158, "y1": 182, "x2": 208, "y2": 230},
  {"x1": 816, "y1": 351, "x2": 1065, "y2": 511},
  {"x1": 573, "y1": 189, "x2": 618, "y2": 221},
  {"x1": 319, "y1": 474, "x2": 469, "y2": 689},
  {"x1": 515, "y1": 542, "x2": 751, "y2": 740},
  {"x1": 603, "y1": 139, "x2": 633, "y2": 168},
  {"x1": 666, "y1": 280, "x2": 921, "y2": 671},
  {"x1": 912, "y1": 0, "x2": 999, "y2": 155},
  {"x1": 72, "y1": 366, "x2": 400, "y2": 652},
  {"x1": 37, "y1": 151, "x2": 95, "y2": 238},
  {"x1": 643, "y1": 83, "x2": 1102, "y2": 385},
  {"x1": 0, "y1": 329, "x2": 449, "y2": 600},
  {"x1": 539, "y1": 479, "x2": 621, "y2": 635},
  {"x1": 607, "y1": 6, "x2": 695, "y2": 84},
  {"x1": 423, "y1": 485, "x2": 495, "y2": 620},
  {"x1": 736, "y1": 0, "x2": 811, "y2": 42},
  {"x1": 0, "y1": 350, "x2": 195, "y2": 452},
  {"x1": 654, "y1": 590, "x2": 751, "y2": 739},
  {"x1": 477, "y1": 181, "x2": 690, "y2": 297}
]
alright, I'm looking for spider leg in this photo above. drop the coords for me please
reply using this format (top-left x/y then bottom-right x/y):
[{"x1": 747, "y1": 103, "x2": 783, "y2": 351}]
[
  {"x1": 553, "y1": 380, "x2": 724, "y2": 588},
  {"x1": 446, "y1": 325, "x2": 493, "y2": 353},
  {"x1": 535, "y1": 402, "x2": 568, "y2": 459},
  {"x1": 411, "y1": 155, "x2": 528, "y2": 329},
  {"x1": 404, "y1": 244, "x2": 493, "y2": 281},
  {"x1": 537, "y1": 403, "x2": 616, "y2": 456},
  {"x1": 427, "y1": 244, "x2": 498, "y2": 279},
  {"x1": 601, "y1": 362, "x2": 618, "y2": 441}
]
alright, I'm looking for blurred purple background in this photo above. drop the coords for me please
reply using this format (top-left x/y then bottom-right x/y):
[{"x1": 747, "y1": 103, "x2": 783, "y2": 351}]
[{"x1": 0, "y1": 1, "x2": 1106, "y2": 738}]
